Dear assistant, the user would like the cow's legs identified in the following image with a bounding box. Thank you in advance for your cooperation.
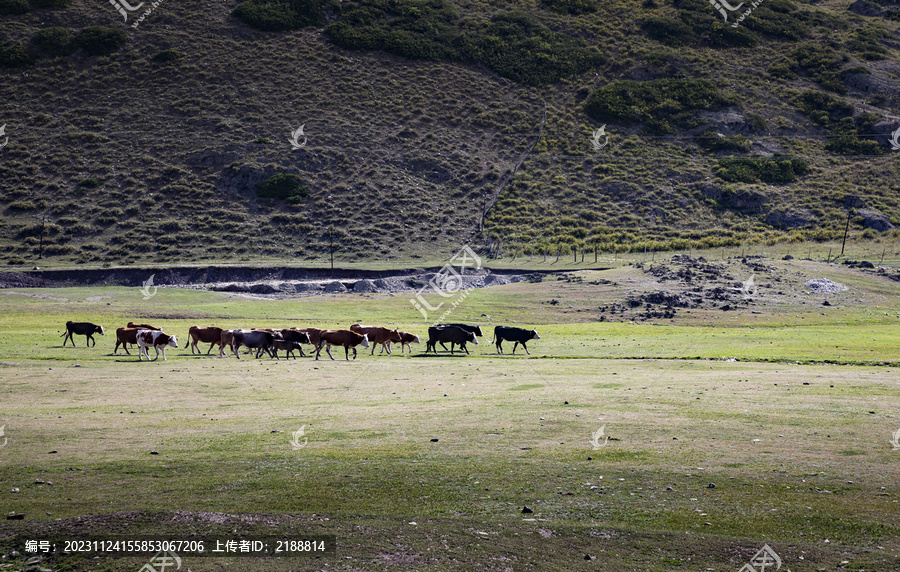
[512,342,518,355]
[523,343,530,355]
[326,345,335,360]
[206,342,216,355]
[462,342,469,355]
[86,334,94,347]
[496,339,503,354]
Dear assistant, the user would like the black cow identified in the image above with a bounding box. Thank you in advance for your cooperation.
[279,329,311,357]
[232,329,275,359]
[272,339,304,359]
[61,321,104,347]
[491,326,540,355]
[426,326,478,355]
[434,323,483,352]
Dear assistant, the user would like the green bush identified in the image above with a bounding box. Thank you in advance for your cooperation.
[824,136,886,156]
[29,0,72,8]
[75,26,128,57]
[0,0,29,14]
[675,0,757,47]
[30,27,76,58]
[151,49,184,62]
[695,129,751,152]
[791,44,848,93]
[585,79,737,133]
[256,173,310,202]
[78,178,101,188]
[641,16,696,46]
[541,0,596,15]
[743,0,809,40]
[232,0,329,32]
[468,11,605,85]
[794,90,852,128]
[0,44,34,68]
[716,156,809,183]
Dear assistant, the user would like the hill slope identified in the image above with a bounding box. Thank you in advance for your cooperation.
[1,0,899,266]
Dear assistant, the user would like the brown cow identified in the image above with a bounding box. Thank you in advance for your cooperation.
[187,326,225,355]
[219,330,236,357]
[315,330,370,361]
[350,324,402,355]
[397,331,420,354]
[114,327,142,355]
[127,322,160,331]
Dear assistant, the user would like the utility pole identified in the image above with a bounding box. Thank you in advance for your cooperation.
[840,209,853,258]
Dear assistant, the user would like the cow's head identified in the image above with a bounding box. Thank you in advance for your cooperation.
[468,331,478,345]
[360,333,370,348]
[389,328,402,342]
[473,326,483,337]
[164,334,178,348]
[97,325,105,335]
[531,330,540,340]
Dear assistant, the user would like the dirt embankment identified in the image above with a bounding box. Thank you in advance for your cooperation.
[0,265,571,296]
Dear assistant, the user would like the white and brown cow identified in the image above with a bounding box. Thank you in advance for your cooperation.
[397,331,420,354]
[315,330,369,361]
[136,329,178,361]
[350,324,402,355]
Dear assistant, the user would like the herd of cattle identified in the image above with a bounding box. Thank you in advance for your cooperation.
[60,321,541,361]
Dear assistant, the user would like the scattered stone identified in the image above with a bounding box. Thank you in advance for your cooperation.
[6,513,24,520]
[430,438,439,442]
[521,506,533,514]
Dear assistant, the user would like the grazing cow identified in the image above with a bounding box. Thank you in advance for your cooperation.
[232,329,275,359]
[219,329,236,357]
[136,329,178,361]
[279,329,311,357]
[315,330,369,361]
[114,327,143,355]
[61,321,104,347]
[398,331,420,354]
[187,326,225,355]
[491,326,541,355]
[272,339,304,359]
[435,323,483,352]
[294,328,323,349]
[350,324,402,355]
[127,322,160,331]
[425,326,478,355]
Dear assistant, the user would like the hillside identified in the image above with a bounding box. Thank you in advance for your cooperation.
[1,0,900,266]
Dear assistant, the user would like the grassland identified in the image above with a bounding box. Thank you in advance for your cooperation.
[0,257,898,570]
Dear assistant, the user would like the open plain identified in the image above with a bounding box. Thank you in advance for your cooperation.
[0,254,898,571]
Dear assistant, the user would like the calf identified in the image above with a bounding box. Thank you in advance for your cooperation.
[398,331,420,354]
[425,326,477,355]
[61,321,104,347]
[232,329,275,359]
[114,327,142,355]
[272,339,304,359]
[279,329,311,357]
[315,330,369,361]
[294,328,323,349]
[187,326,225,355]
[492,326,540,355]
[219,329,236,357]
[136,329,178,361]
[435,323,482,352]
[350,324,402,355]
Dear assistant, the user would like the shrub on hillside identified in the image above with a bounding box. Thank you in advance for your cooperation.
[232,0,329,32]
[78,178,101,188]
[467,11,605,85]
[694,130,751,152]
[585,79,737,133]
[743,0,809,40]
[716,156,809,183]
[674,0,757,47]
[29,0,72,8]
[0,44,34,67]
[256,173,310,202]
[641,16,696,46]
[75,26,128,57]
[794,90,852,127]
[30,27,76,58]
[0,0,29,14]
[824,136,886,156]
[791,44,848,93]
[151,49,184,62]
[541,0,596,15]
